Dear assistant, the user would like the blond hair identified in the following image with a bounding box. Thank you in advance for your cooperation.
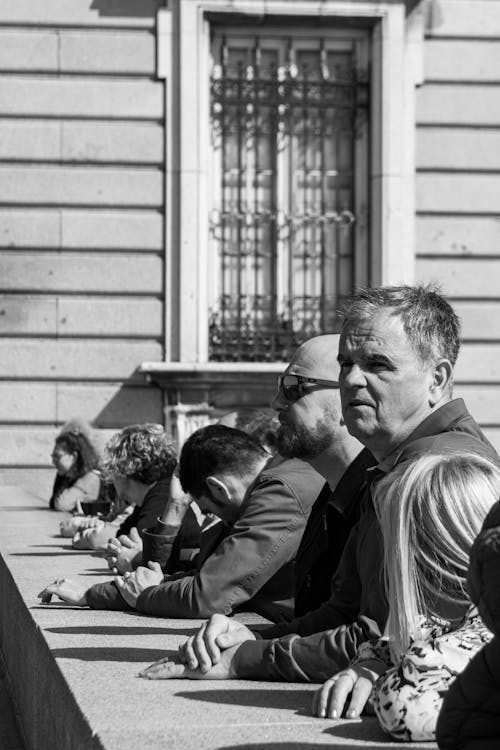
[374,452,500,659]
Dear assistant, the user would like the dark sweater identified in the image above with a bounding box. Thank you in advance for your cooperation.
[436,501,500,750]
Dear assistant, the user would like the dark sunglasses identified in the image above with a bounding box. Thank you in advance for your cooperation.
[277,373,339,402]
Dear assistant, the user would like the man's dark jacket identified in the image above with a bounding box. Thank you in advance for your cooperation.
[266,448,374,637]
[436,502,500,750]
[86,456,323,622]
[232,399,499,682]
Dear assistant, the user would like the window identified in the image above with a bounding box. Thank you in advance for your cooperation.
[208,27,370,361]
[158,1,415,365]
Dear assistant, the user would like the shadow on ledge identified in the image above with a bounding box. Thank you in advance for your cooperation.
[10,552,90,558]
[46,625,198,637]
[325,719,403,747]
[218,746,326,750]
[0,505,49,511]
[175,688,314,713]
[50,647,177,663]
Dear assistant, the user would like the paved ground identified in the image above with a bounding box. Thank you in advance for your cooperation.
[0,486,438,750]
[0,661,25,750]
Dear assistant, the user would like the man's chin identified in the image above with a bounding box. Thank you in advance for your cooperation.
[276,442,298,459]
[344,418,375,443]
[276,434,304,459]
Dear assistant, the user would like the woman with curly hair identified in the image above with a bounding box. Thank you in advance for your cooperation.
[69,423,177,553]
[49,419,104,512]
[103,423,177,536]
[313,451,500,742]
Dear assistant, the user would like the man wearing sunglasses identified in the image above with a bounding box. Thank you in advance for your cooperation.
[270,337,374,622]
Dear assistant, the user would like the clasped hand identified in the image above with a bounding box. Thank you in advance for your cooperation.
[104,527,143,575]
[140,613,255,680]
[115,561,164,607]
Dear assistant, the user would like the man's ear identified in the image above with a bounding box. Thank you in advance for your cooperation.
[205,476,231,503]
[429,359,453,405]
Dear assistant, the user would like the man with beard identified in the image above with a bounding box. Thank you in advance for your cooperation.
[269,334,374,624]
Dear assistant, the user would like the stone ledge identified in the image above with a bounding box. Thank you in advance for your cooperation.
[0,486,435,750]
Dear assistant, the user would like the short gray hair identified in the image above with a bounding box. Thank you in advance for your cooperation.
[341,284,461,366]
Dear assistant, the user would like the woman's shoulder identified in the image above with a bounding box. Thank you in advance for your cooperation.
[74,470,101,490]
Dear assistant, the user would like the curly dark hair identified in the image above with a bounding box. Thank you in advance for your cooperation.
[54,431,100,480]
[103,423,177,485]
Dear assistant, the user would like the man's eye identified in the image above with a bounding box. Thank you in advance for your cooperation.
[368,360,388,370]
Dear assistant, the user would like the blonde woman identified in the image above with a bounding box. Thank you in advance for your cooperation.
[313,452,500,742]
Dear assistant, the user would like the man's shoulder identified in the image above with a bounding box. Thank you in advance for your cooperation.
[258,456,323,487]
[386,399,500,468]
[399,429,499,465]
[247,456,324,512]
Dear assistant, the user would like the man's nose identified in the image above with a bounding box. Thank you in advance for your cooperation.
[271,389,286,411]
[341,363,366,387]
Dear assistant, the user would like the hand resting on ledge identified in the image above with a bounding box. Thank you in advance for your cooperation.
[37,562,164,609]
[37,578,89,607]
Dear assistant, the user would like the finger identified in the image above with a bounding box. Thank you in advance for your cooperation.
[314,678,335,718]
[37,585,56,601]
[139,662,188,680]
[118,534,135,549]
[181,637,199,670]
[129,527,141,542]
[204,616,232,663]
[326,674,353,719]
[346,676,373,719]
[147,561,162,573]
[192,623,217,673]
[148,655,172,667]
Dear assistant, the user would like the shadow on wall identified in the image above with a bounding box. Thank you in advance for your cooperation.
[90,0,164,18]
[93,373,163,430]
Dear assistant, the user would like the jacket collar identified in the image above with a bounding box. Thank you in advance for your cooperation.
[374,398,469,475]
